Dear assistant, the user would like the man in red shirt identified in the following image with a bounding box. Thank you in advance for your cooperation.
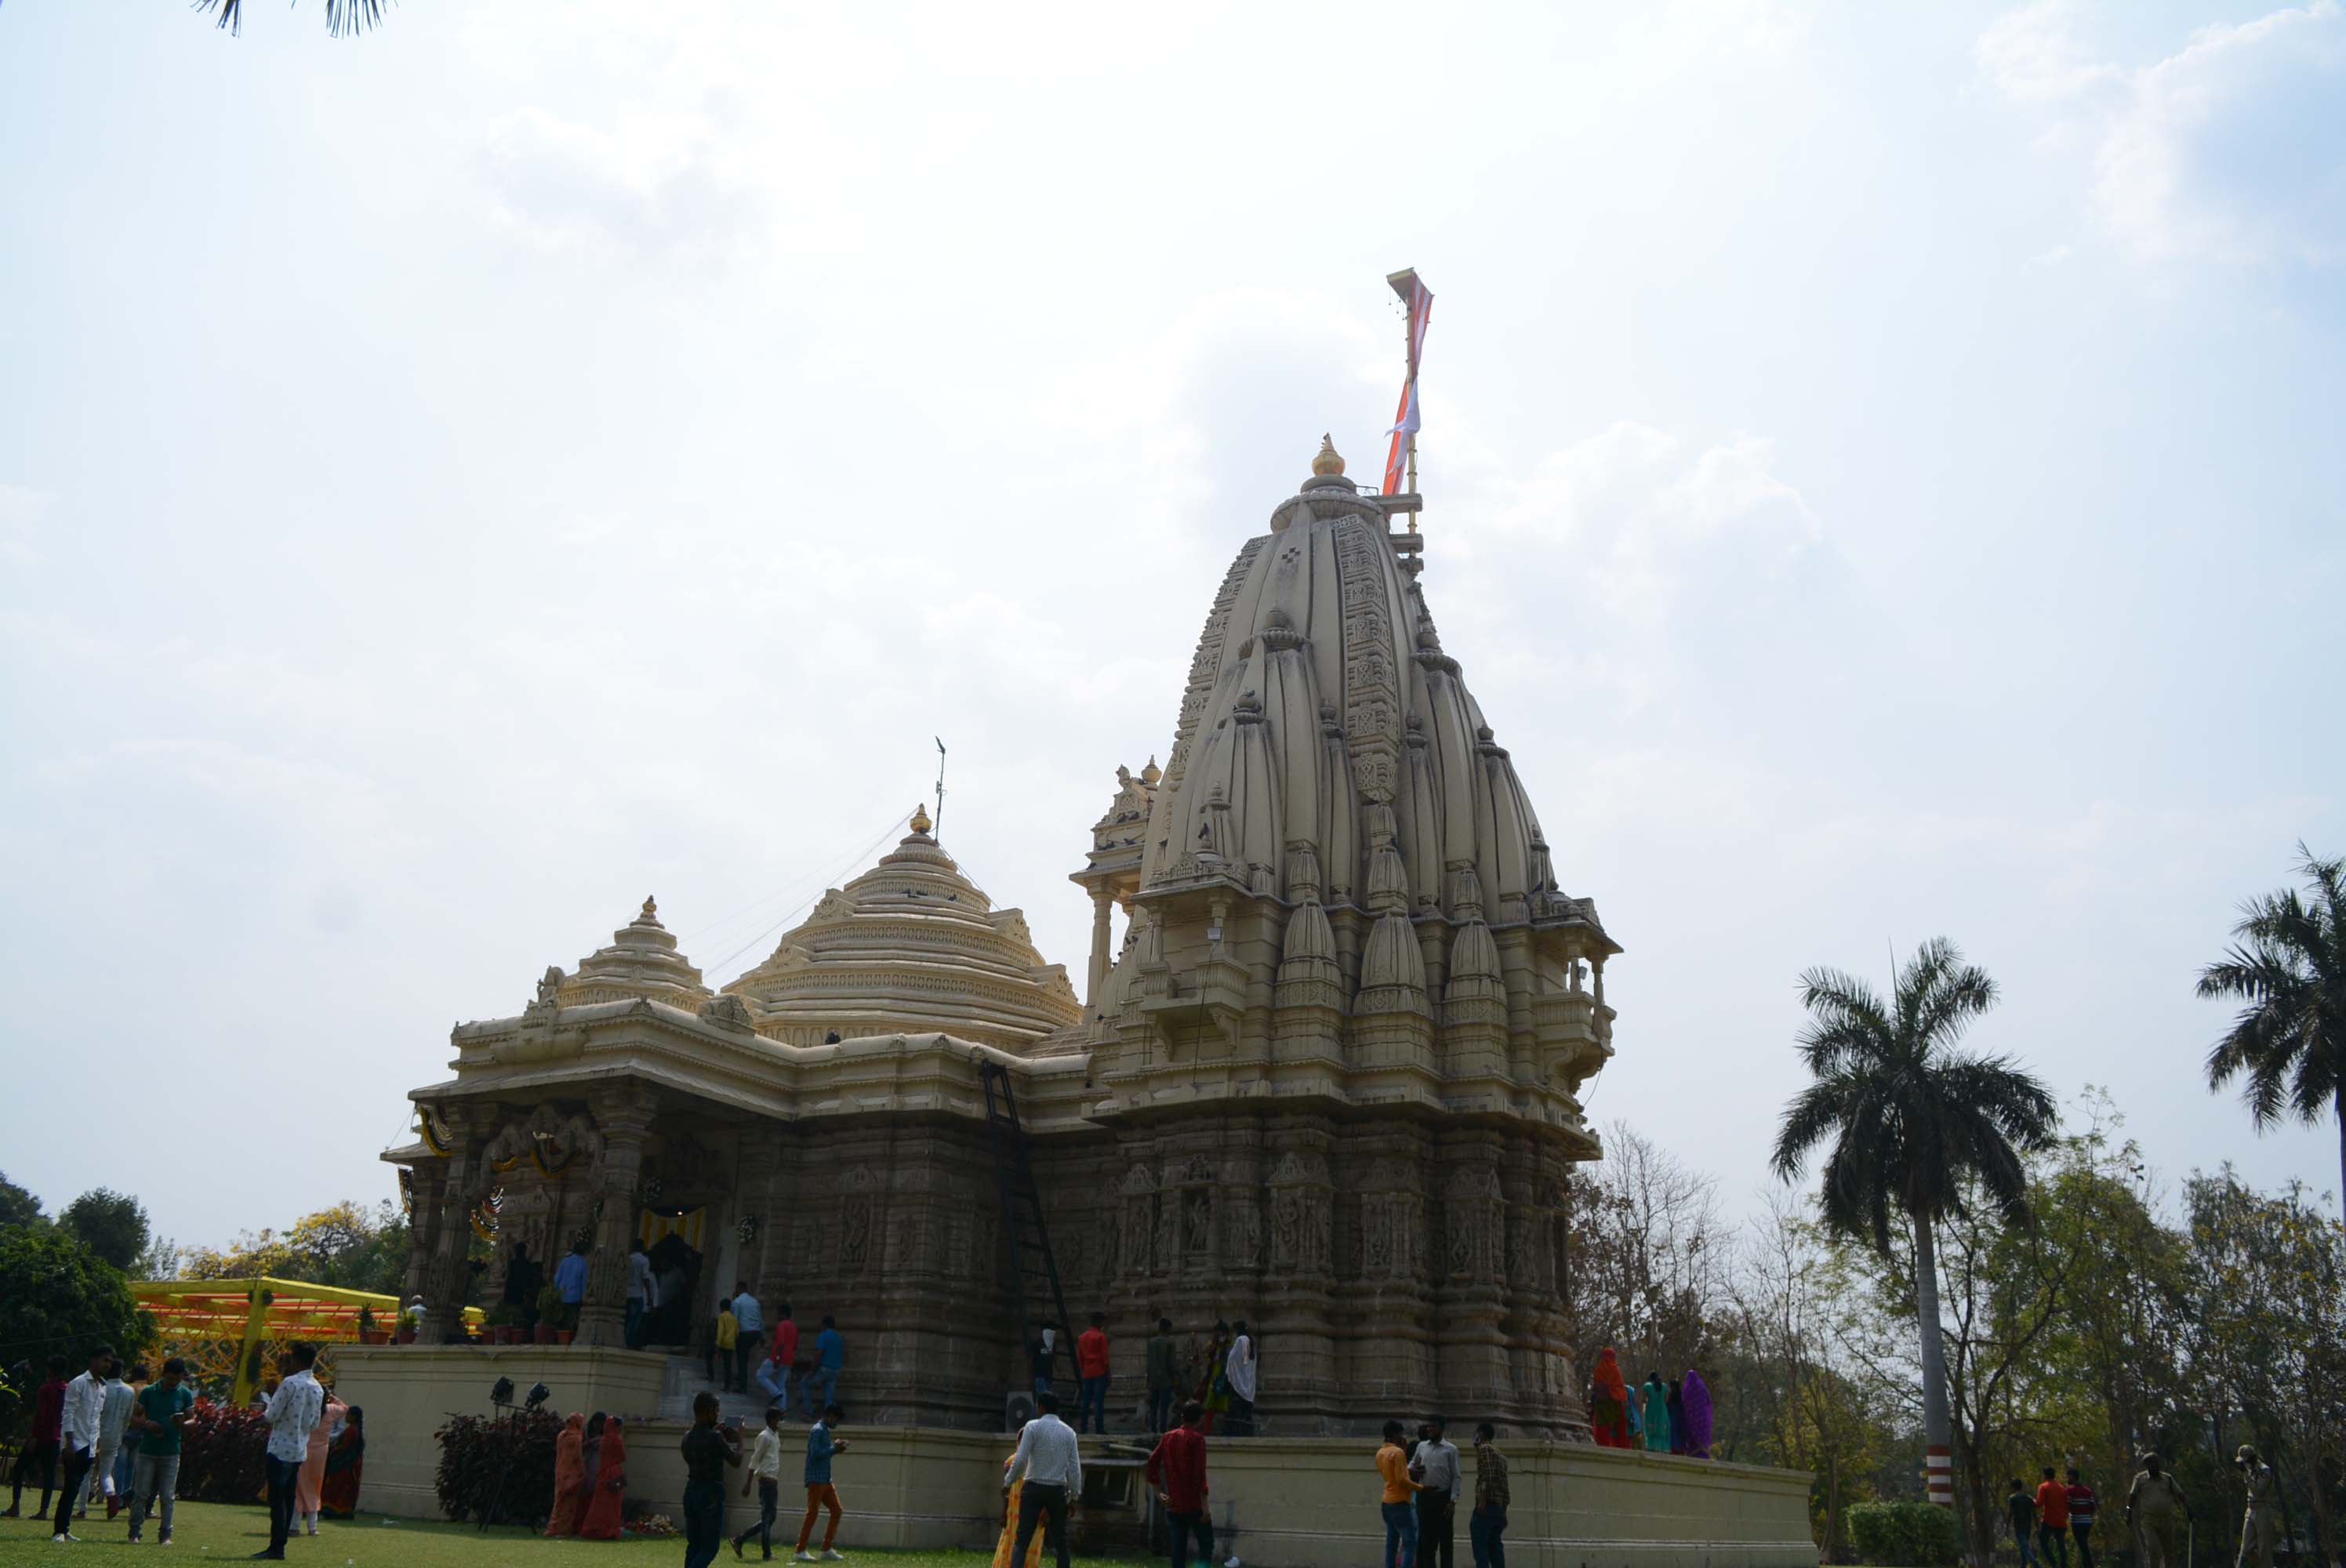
[756,1302,801,1413]
[2036,1467,2072,1568]
[1146,1399,1211,1568]
[4,1356,67,1519]
[1075,1312,1112,1436]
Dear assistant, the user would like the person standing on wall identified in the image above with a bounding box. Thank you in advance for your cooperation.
[1004,1390,1080,1568]
[554,1240,590,1331]
[626,1241,659,1350]
[506,1242,545,1335]
[49,1346,112,1542]
[733,1285,765,1397]
[1222,1323,1257,1438]
[1145,1319,1178,1435]
[1469,1424,1509,1568]
[733,1404,786,1560]
[679,1391,743,1568]
[1408,1415,1462,1568]
[1074,1312,1111,1436]
[255,1341,324,1560]
[1146,1399,1211,1568]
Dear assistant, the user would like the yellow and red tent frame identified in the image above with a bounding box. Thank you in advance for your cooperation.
[133,1279,483,1406]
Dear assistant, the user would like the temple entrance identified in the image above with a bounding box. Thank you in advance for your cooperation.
[640,1208,706,1348]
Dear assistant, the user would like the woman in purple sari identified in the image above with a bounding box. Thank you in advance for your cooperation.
[1680,1368,1714,1458]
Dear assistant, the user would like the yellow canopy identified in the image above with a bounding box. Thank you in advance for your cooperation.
[135,1278,482,1404]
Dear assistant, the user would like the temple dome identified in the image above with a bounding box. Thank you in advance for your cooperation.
[724,814,1080,1051]
[1134,447,1611,942]
[557,896,714,1009]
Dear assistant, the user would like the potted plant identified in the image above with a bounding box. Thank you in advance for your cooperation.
[485,1304,519,1345]
[396,1305,421,1345]
[355,1306,387,1346]
[535,1285,565,1345]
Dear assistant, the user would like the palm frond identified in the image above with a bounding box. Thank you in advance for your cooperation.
[195,0,391,38]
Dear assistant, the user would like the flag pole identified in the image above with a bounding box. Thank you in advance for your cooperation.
[1385,267,1427,532]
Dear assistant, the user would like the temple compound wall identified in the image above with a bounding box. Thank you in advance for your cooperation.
[390,445,1628,1440]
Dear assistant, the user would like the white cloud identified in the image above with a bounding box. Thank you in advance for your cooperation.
[1978,0,2346,266]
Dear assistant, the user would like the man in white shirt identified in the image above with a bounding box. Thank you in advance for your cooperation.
[85,1359,136,1518]
[50,1346,114,1542]
[732,1283,765,1395]
[732,1404,786,1559]
[1006,1390,1083,1568]
[1410,1416,1464,1568]
[1223,1320,1258,1436]
[626,1241,657,1348]
[257,1342,325,1559]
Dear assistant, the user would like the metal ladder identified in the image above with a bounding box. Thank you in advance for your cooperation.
[979,1058,1078,1396]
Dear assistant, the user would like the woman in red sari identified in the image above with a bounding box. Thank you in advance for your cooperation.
[319,1406,365,1519]
[1586,1348,1632,1447]
[576,1416,627,1539]
[546,1412,586,1537]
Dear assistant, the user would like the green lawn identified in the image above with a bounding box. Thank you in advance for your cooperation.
[0,1503,1127,1568]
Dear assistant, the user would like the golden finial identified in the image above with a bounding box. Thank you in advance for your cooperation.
[1312,434,1345,477]
[910,801,933,837]
[1140,755,1162,787]
[640,895,657,920]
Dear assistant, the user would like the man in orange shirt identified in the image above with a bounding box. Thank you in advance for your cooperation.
[2036,1466,2072,1568]
[1075,1313,1112,1436]
[1378,1420,1423,1568]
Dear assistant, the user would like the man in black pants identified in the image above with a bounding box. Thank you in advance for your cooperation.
[51,1347,114,1543]
[1411,1416,1462,1568]
[1007,1391,1083,1568]
[256,1342,324,1559]
[3,1356,67,1520]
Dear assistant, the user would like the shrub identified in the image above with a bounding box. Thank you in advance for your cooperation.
[176,1399,270,1504]
[1847,1501,1961,1566]
[434,1408,561,1526]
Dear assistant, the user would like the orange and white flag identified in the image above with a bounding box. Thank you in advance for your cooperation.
[1382,274,1433,495]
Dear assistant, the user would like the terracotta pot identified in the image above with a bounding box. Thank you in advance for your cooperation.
[357,1330,387,1345]
[534,1324,558,1345]
[557,1329,576,1345]
[396,1328,416,1345]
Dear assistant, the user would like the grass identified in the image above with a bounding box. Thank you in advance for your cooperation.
[0,1502,1128,1568]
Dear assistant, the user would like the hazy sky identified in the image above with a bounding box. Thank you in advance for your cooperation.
[2,2,2340,1258]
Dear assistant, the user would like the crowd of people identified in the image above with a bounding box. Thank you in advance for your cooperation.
[2,1338,361,1555]
[2003,1448,2281,1568]
[1579,1348,1715,1457]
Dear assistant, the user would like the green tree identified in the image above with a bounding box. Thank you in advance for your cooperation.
[59,1188,151,1272]
[1770,938,2059,1529]
[182,1200,409,1298]
[0,1171,46,1232]
[2198,844,2346,1223]
[0,1227,151,1373]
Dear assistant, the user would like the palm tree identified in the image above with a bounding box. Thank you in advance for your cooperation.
[2198,844,2346,1222]
[1770,937,2058,1512]
[199,0,389,38]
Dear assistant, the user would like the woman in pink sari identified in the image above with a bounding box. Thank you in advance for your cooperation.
[296,1396,345,1535]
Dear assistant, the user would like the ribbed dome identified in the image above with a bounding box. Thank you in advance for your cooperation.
[1136,461,1607,942]
[557,896,714,1009]
[724,818,1081,1051]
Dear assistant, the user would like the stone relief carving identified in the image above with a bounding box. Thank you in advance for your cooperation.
[1334,517,1403,804]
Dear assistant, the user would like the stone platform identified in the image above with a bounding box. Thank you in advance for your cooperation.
[336,1347,1817,1568]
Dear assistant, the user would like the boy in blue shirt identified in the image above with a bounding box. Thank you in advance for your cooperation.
[794,1403,849,1562]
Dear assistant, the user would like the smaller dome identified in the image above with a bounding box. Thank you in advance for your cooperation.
[1311,434,1346,477]
[558,896,713,1009]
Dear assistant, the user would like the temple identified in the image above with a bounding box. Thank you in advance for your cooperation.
[387,437,1619,1436]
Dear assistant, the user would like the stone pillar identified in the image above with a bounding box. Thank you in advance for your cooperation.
[578,1093,656,1349]
[738,1138,781,1302]
[404,1160,447,1303]
[1086,889,1114,1007]
[423,1105,480,1341]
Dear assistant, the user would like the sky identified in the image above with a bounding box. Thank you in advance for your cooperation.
[1,1,2341,1258]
